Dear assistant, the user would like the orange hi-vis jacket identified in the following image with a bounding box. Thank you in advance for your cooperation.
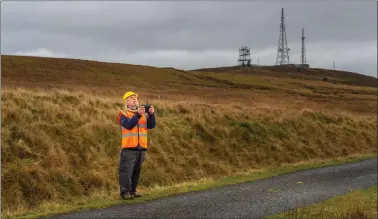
[118,110,148,150]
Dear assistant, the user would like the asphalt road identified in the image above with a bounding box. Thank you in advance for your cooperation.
[41,158,377,219]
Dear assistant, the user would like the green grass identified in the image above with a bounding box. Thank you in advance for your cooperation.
[8,154,376,219]
[266,185,377,219]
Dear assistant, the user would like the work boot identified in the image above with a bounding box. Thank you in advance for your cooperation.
[121,192,134,200]
[131,192,143,198]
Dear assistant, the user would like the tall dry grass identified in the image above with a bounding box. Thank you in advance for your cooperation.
[1,86,377,216]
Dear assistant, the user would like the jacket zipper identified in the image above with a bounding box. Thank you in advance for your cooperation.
[137,123,140,148]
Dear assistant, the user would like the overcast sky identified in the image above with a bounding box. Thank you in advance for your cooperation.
[1,1,377,77]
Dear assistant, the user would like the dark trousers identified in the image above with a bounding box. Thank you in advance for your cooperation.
[119,149,146,195]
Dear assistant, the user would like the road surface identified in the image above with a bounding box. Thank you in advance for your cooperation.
[41,158,377,219]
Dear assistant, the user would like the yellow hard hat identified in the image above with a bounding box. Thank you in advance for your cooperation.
[123,91,138,100]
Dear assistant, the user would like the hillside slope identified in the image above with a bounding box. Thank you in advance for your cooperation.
[2,55,376,110]
[2,55,377,91]
[192,65,377,88]
[1,55,377,218]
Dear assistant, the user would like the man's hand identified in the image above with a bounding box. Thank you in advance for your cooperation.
[138,106,145,115]
[148,105,155,115]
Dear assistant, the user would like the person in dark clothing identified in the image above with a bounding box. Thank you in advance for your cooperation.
[117,91,156,200]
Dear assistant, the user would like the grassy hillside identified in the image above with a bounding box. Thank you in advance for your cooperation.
[192,65,377,88]
[2,87,377,217]
[1,55,377,217]
[2,55,376,114]
[2,55,377,92]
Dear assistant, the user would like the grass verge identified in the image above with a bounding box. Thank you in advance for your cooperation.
[266,185,377,219]
[8,153,377,219]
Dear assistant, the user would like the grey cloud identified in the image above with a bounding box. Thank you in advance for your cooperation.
[1,1,376,76]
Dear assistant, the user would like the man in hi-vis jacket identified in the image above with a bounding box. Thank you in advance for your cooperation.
[117,91,156,200]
